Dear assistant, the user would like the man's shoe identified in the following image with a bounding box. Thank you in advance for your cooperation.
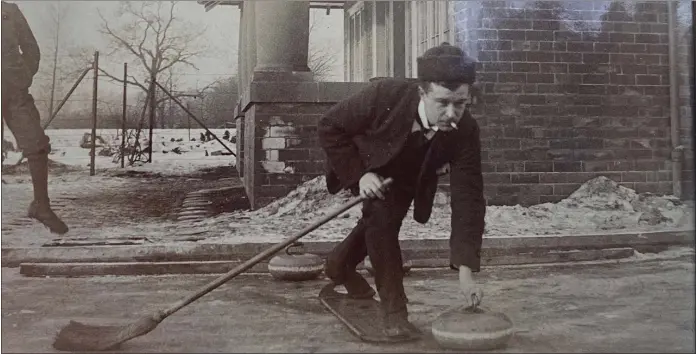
[343,271,377,299]
[383,309,419,337]
[325,259,376,299]
[28,200,69,235]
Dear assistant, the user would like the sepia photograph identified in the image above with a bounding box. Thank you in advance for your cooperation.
[1,0,694,352]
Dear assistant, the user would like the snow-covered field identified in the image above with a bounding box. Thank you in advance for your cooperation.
[2,128,236,176]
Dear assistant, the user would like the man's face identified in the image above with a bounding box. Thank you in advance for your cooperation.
[418,82,471,132]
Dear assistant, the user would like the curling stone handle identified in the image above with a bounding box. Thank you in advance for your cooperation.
[464,293,483,313]
[285,242,304,256]
[471,293,482,310]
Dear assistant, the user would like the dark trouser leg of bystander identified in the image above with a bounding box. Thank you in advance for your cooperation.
[3,88,68,235]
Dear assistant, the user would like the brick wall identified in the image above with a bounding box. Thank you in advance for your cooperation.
[676,1,694,197]
[453,0,693,205]
[245,103,331,207]
[239,82,366,209]
[234,1,692,210]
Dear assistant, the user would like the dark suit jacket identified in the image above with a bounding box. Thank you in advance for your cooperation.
[318,78,486,272]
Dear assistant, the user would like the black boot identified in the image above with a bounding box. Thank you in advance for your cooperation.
[26,155,68,235]
[343,271,377,299]
[383,309,419,337]
[325,259,376,299]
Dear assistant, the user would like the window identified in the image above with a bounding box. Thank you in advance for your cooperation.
[345,1,396,82]
[346,2,365,82]
[418,1,452,54]
[374,1,394,78]
[382,1,393,76]
[406,1,453,77]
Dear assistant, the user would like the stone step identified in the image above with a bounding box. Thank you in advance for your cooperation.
[4,230,691,268]
[17,247,642,277]
[182,204,212,209]
[182,200,212,205]
[178,210,209,217]
[178,215,207,221]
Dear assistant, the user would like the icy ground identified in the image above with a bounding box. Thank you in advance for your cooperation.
[1,128,238,248]
[2,249,694,352]
[1,128,694,247]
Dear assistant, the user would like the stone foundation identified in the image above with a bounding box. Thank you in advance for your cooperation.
[239,81,366,209]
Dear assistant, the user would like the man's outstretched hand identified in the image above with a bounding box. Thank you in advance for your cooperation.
[459,265,483,308]
[359,172,389,200]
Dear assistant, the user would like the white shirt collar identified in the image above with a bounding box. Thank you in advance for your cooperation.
[418,100,439,132]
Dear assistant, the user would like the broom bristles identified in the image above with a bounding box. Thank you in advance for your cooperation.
[53,315,161,352]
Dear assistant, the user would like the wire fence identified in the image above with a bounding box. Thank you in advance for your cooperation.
[2,52,238,175]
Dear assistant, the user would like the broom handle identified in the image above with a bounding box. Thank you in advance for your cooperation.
[161,177,394,318]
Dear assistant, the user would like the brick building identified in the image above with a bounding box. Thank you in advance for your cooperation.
[202,1,694,210]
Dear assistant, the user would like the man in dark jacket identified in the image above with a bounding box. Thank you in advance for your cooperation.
[2,1,69,234]
[318,42,486,337]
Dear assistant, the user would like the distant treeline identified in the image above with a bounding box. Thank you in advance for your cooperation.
[43,77,239,130]
[44,110,236,130]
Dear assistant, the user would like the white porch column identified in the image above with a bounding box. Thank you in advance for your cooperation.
[252,1,313,81]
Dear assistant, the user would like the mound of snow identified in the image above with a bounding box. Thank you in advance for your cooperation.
[247,176,357,218]
[560,176,639,211]
[196,175,694,244]
[226,175,693,237]
[482,176,693,235]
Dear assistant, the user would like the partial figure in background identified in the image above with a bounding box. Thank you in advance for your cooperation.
[2,1,69,234]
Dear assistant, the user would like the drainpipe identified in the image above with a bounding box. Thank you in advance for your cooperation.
[667,1,683,198]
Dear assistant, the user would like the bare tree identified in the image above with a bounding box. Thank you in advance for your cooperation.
[199,76,238,128]
[308,12,339,81]
[308,46,338,81]
[96,1,215,105]
[31,1,92,122]
[93,1,223,164]
[45,2,66,119]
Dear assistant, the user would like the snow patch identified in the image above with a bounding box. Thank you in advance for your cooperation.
[244,176,356,218]
[631,247,695,261]
[195,175,694,244]
[2,128,237,177]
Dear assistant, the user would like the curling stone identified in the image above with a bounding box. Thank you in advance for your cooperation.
[268,242,323,281]
[431,305,514,351]
[363,256,412,276]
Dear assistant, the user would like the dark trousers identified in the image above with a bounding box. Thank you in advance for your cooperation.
[2,86,55,206]
[328,184,415,313]
[327,131,430,314]
[1,87,50,158]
